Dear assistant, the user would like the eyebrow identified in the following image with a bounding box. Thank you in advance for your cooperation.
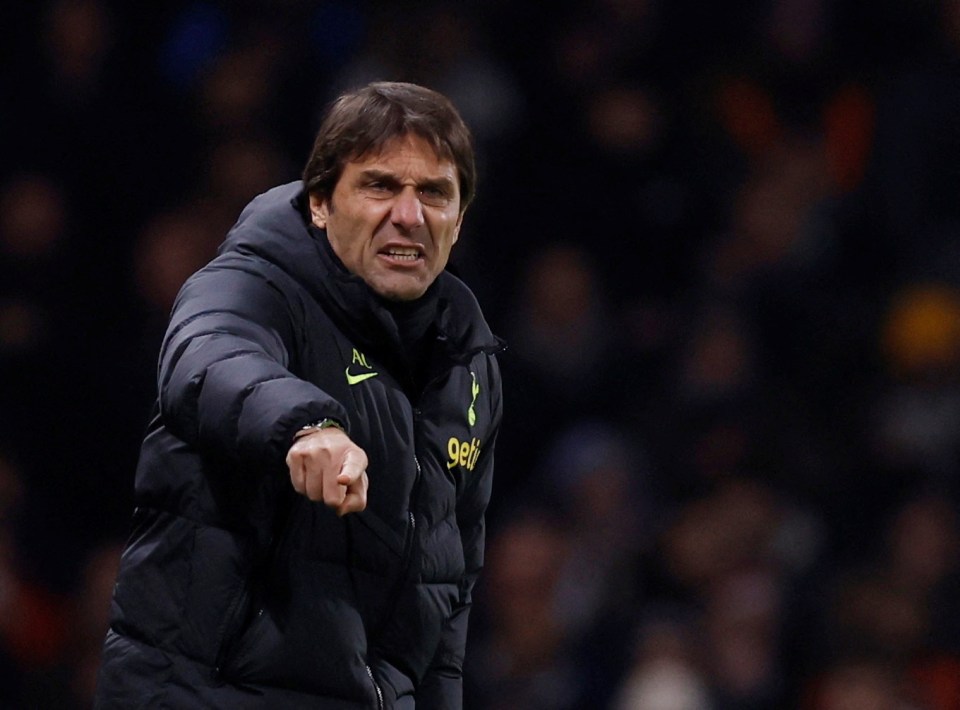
[358,169,456,192]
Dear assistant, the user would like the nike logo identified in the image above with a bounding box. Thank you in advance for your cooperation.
[345,367,379,385]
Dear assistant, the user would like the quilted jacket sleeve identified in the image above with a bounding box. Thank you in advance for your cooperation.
[417,356,503,708]
[157,255,348,469]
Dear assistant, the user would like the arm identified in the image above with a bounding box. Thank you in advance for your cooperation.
[157,257,349,470]
[417,359,502,708]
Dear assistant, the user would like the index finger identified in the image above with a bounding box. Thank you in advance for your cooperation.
[336,470,368,516]
[337,449,367,485]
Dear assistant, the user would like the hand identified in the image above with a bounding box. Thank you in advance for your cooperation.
[285,428,369,516]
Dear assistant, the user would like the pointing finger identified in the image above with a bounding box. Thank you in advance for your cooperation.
[337,449,368,485]
[336,470,368,516]
[322,467,346,509]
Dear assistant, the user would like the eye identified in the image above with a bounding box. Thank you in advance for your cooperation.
[363,179,394,198]
[419,185,452,207]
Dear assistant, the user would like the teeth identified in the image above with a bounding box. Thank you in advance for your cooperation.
[385,249,419,260]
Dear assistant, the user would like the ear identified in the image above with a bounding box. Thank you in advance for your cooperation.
[308,193,329,229]
[452,210,465,245]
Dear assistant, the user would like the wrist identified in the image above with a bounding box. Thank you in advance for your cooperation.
[292,418,344,442]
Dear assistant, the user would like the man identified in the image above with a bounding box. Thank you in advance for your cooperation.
[95,81,504,709]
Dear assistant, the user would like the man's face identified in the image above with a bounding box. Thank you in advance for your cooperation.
[309,133,464,301]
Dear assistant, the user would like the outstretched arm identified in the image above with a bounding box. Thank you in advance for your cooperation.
[158,257,349,470]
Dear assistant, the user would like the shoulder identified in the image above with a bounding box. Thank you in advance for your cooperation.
[217,182,319,276]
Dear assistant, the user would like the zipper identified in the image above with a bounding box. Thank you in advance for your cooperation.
[404,509,417,568]
[366,664,384,710]
[403,454,422,574]
[393,452,421,593]
[391,455,420,608]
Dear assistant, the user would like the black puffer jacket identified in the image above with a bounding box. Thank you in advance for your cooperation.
[95,183,504,709]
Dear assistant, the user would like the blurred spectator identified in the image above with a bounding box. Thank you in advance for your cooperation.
[0,173,119,588]
[804,494,960,709]
[17,540,122,710]
[0,173,70,361]
[534,422,655,705]
[802,657,918,710]
[0,451,26,708]
[0,171,72,449]
[0,451,73,709]
[495,242,624,502]
[507,243,611,388]
[129,202,226,362]
[466,510,587,710]
[705,567,784,707]
[539,422,651,636]
[66,541,122,707]
[611,612,713,710]
[42,0,112,102]
[194,42,284,140]
[869,282,960,505]
[859,0,960,284]
[199,135,293,225]
[659,479,783,594]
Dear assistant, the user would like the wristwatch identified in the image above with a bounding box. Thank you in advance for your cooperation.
[292,418,344,442]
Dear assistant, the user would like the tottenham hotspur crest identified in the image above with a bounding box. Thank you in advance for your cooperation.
[467,371,479,426]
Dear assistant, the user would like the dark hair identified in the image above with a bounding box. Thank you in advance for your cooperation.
[302,81,477,212]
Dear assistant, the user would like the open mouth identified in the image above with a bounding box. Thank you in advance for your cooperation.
[381,247,423,262]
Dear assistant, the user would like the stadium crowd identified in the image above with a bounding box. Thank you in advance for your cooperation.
[3,0,960,707]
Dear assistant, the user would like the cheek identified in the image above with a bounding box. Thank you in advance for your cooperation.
[326,222,366,270]
[436,216,462,249]
[329,210,373,251]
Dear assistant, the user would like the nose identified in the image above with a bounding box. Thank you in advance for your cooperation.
[391,188,424,231]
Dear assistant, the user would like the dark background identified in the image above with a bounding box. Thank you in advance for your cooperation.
[2,0,960,707]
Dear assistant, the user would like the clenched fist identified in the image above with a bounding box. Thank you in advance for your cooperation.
[286,427,369,516]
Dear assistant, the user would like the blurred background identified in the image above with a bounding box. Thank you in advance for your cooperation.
[3,0,960,707]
